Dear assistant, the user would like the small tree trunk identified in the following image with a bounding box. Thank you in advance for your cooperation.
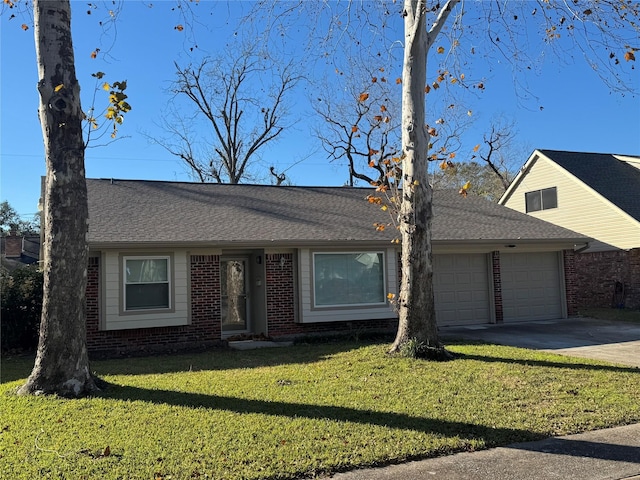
[18,0,98,397]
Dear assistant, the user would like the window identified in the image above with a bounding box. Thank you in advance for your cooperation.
[123,256,170,311]
[525,187,557,212]
[313,252,385,307]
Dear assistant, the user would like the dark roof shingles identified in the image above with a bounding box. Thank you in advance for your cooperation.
[87,179,587,245]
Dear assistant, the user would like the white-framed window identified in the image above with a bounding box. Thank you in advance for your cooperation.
[525,187,557,212]
[123,256,171,311]
[312,252,386,307]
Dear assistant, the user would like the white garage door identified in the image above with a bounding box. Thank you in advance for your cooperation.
[501,252,563,322]
[433,254,490,326]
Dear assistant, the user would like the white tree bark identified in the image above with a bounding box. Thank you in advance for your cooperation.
[390,0,459,355]
[18,0,98,397]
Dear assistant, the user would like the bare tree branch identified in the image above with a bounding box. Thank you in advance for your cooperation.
[156,47,301,184]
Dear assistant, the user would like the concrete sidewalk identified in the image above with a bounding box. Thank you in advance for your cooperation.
[328,423,640,480]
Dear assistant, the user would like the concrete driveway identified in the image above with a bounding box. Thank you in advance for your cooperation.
[440,317,640,367]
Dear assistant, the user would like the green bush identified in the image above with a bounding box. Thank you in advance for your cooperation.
[1,265,43,351]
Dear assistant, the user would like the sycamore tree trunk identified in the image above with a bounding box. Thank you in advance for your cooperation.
[18,0,98,397]
[389,0,459,356]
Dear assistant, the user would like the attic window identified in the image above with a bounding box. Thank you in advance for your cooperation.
[525,187,557,213]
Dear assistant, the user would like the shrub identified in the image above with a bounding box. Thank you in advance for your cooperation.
[1,266,43,351]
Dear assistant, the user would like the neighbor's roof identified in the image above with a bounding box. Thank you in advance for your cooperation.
[501,149,640,222]
[86,179,589,247]
[537,150,640,222]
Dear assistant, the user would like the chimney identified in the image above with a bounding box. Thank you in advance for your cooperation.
[5,230,23,258]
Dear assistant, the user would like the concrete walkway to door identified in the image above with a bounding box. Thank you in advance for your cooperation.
[440,317,640,367]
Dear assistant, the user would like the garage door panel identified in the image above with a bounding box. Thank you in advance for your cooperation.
[501,252,563,322]
[455,272,473,284]
[434,254,490,326]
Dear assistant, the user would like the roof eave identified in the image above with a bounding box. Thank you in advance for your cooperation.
[88,238,396,250]
[498,149,544,205]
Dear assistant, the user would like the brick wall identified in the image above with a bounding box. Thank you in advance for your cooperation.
[573,248,640,310]
[265,253,397,338]
[563,250,578,316]
[86,255,223,357]
[4,232,22,257]
[492,251,503,323]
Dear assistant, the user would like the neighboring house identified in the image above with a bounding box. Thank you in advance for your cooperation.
[0,232,40,272]
[499,149,640,309]
[65,179,590,355]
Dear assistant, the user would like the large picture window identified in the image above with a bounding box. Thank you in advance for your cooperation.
[313,252,385,307]
[124,256,170,311]
[525,187,557,212]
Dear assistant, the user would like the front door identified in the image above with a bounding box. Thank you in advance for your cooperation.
[221,258,249,334]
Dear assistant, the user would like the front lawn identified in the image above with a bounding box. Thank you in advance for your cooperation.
[579,307,640,324]
[1,341,639,479]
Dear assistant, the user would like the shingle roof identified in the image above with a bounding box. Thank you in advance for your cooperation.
[86,179,588,246]
[539,149,640,222]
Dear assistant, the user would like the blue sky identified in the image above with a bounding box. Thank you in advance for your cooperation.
[1,1,639,220]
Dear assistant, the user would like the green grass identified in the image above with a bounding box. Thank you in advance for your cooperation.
[1,341,639,479]
[579,307,640,324]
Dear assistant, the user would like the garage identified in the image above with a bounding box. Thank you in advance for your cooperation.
[501,252,563,322]
[433,253,491,326]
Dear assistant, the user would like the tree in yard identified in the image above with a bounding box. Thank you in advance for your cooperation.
[390,0,638,356]
[17,0,99,396]
[308,0,638,357]
[154,49,300,184]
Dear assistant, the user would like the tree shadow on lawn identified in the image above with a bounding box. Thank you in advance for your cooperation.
[91,340,386,376]
[97,382,544,447]
[454,351,640,374]
[0,340,387,383]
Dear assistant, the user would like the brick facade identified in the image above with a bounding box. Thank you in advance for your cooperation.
[85,247,588,356]
[85,255,223,357]
[491,251,503,323]
[573,248,640,310]
[563,250,578,316]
